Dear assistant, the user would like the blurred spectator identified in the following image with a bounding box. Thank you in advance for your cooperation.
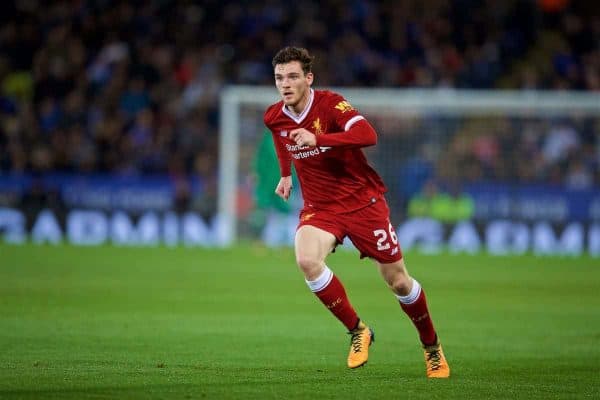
[565,158,594,189]
[408,179,439,218]
[541,120,580,164]
[408,180,474,222]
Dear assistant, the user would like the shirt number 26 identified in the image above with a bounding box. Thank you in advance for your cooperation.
[373,223,398,251]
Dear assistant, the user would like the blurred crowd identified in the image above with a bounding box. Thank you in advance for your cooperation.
[362,112,598,224]
[440,115,600,189]
[0,0,598,188]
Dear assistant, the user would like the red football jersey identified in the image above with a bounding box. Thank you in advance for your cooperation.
[263,89,387,214]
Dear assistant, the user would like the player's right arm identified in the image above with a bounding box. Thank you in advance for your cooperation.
[275,175,292,201]
[264,106,293,200]
[270,130,292,177]
[271,137,292,201]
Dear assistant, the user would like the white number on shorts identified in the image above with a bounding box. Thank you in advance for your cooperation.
[373,229,389,250]
[373,223,398,251]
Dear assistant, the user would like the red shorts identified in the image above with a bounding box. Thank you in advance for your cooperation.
[297,195,403,264]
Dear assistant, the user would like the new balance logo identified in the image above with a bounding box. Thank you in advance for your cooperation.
[301,212,315,222]
[390,247,399,256]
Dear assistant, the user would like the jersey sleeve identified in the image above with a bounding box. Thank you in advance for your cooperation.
[328,93,364,132]
[315,93,377,148]
[271,131,292,177]
[263,108,292,177]
[316,118,377,148]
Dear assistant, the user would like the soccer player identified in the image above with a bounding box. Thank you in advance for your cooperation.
[263,46,450,378]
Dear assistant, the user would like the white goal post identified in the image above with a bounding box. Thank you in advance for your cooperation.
[219,86,600,246]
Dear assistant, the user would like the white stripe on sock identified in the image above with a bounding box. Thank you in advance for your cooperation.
[305,266,333,292]
[396,279,422,304]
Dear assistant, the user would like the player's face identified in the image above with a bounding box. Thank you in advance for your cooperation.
[274,61,313,111]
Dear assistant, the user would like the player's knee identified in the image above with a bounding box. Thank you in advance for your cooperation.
[295,254,322,277]
[389,274,412,296]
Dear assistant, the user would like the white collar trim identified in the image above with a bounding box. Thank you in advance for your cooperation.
[282,89,314,124]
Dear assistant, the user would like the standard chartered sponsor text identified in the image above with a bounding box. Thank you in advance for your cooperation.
[286,143,322,159]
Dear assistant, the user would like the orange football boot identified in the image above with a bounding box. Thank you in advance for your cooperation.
[423,341,450,378]
[347,321,375,368]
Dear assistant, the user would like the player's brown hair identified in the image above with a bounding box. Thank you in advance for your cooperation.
[272,47,314,75]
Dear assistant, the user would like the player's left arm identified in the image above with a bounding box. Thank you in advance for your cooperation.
[314,118,376,148]
[289,94,378,148]
[317,94,377,148]
[289,119,376,148]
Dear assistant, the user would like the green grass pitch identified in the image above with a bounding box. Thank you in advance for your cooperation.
[1,244,599,399]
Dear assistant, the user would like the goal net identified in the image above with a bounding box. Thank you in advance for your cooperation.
[218,86,600,256]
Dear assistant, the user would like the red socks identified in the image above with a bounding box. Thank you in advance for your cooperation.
[397,279,437,346]
[306,266,359,331]
[306,267,437,345]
